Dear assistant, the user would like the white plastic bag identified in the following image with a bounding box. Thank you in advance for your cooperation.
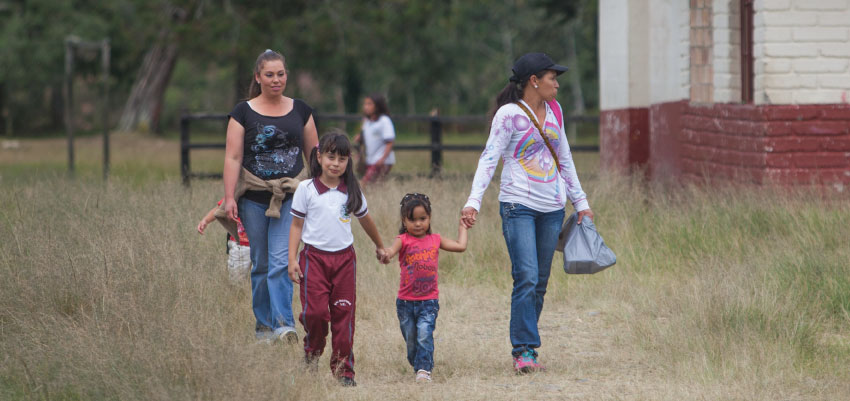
[557,213,616,274]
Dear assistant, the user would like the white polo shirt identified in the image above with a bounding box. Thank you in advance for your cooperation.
[291,178,368,252]
[362,115,396,165]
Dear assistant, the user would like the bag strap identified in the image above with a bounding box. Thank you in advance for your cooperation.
[515,101,561,173]
[546,99,563,130]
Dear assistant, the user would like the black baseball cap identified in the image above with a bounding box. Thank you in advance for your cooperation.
[509,53,568,83]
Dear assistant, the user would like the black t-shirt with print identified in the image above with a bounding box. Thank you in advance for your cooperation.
[228,98,313,205]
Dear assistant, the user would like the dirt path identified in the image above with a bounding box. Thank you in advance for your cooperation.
[307,282,676,401]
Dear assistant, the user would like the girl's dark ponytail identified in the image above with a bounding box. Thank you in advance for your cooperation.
[341,157,364,216]
[310,131,363,215]
[308,145,320,178]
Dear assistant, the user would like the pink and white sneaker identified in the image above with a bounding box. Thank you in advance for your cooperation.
[513,351,545,374]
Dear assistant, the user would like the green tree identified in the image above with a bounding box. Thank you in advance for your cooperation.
[0,0,600,136]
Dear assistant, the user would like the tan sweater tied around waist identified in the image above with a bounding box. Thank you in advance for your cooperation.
[215,167,308,239]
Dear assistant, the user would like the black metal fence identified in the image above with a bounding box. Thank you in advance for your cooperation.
[180,113,599,186]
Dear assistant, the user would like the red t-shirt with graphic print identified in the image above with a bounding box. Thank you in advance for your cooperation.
[397,233,440,301]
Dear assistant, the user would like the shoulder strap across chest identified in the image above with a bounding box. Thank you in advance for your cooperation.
[515,102,561,173]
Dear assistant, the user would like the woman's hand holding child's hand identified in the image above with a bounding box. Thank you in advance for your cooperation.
[460,207,477,229]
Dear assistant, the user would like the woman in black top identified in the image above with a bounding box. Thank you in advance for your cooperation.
[223,49,319,342]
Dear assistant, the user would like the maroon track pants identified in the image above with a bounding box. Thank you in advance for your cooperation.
[298,245,357,378]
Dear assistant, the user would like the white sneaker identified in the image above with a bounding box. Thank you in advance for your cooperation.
[415,369,432,383]
[277,326,298,345]
[255,326,276,343]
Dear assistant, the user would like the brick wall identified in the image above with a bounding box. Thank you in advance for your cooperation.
[675,0,850,187]
[755,0,850,104]
[690,0,714,103]
[680,103,850,185]
[601,0,850,187]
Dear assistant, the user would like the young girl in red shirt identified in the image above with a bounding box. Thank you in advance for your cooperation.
[381,193,468,383]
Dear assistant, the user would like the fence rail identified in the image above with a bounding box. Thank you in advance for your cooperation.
[180,113,600,186]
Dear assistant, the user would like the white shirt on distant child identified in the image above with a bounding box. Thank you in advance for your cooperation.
[362,115,396,165]
[291,178,368,252]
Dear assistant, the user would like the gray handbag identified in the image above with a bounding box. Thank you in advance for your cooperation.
[556,213,616,274]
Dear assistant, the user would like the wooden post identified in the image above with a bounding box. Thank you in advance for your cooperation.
[180,116,191,186]
[101,39,111,180]
[64,38,75,176]
[429,115,442,177]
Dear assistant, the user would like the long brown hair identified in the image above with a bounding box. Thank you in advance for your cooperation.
[247,49,286,99]
[309,131,364,215]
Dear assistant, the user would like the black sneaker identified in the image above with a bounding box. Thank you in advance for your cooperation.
[338,376,357,387]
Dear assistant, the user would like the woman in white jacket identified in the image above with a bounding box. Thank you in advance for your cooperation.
[460,53,594,374]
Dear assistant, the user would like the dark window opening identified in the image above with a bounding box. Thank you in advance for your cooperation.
[740,0,754,103]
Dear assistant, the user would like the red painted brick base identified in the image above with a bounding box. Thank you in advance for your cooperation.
[600,107,649,172]
[601,102,850,186]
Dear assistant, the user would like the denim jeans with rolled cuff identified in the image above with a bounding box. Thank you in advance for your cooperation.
[238,198,296,335]
[396,299,439,372]
[499,202,564,357]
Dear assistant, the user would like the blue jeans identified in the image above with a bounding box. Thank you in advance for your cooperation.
[238,198,295,334]
[500,202,565,357]
[396,299,439,372]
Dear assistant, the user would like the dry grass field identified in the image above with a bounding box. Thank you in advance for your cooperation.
[2,134,849,400]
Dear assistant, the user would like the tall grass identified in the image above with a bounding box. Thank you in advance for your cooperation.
[1,149,849,399]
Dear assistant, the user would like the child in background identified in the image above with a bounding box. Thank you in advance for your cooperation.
[380,193,468,383]
[353,93,395,184]
[197,199,251,282]
[287,132,386,387]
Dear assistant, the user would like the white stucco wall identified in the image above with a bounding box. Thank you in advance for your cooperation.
[600,0,689,110]
[649,0,691,103]
[600,0,638,109]
[628,0,651,107]
[754,0,850,104]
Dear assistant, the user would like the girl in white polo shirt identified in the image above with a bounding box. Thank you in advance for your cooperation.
[287,131,386,387]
